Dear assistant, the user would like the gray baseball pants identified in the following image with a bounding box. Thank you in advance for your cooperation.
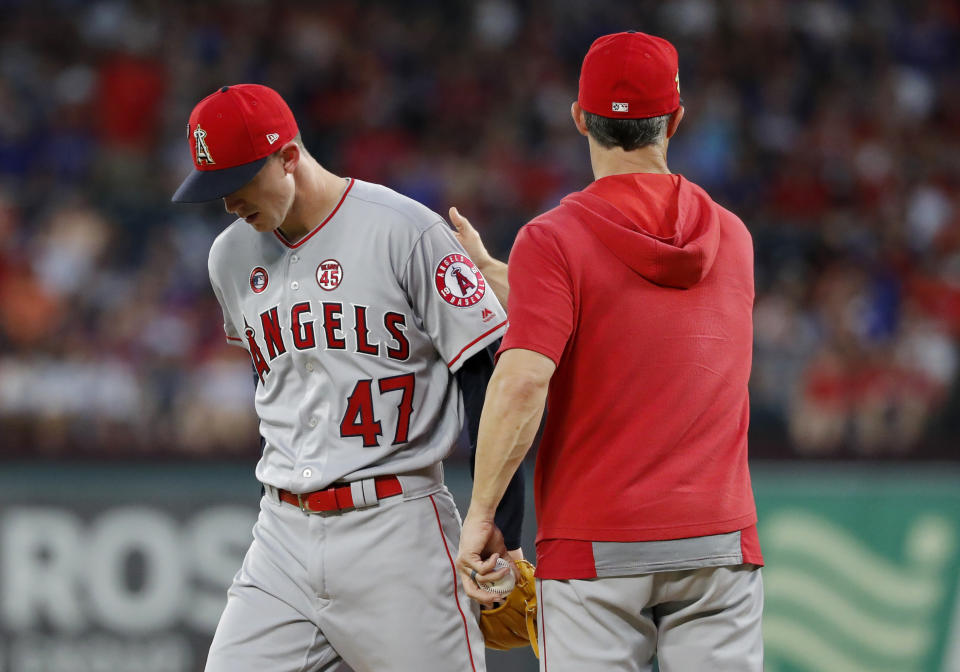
[537,565,763,671]
[205,486,485,672]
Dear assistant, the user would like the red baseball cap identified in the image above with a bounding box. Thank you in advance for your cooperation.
[578,31,681,120]
[172,84,299,203]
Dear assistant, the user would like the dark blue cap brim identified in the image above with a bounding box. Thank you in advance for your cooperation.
[171,156,269,203]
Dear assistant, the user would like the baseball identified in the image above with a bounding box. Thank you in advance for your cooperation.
[478,558,515,595]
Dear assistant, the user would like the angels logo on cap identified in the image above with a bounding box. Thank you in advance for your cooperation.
[435,253,486,307]
[194,125,216,165]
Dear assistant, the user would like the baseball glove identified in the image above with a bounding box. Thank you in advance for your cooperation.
[478,559,539,657]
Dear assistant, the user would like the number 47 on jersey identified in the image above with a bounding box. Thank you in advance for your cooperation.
[340,373,414,447]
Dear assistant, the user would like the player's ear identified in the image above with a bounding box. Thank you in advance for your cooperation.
[571,101,589,137]
[278,141,301,175]
[666,105,684,139]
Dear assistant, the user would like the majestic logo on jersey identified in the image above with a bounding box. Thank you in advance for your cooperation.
[266,132,280,145]
[316,259,343,290]
[250,267,269,293]
[435,253,486,307]
[481,307,496,322]
[193,125,215,165]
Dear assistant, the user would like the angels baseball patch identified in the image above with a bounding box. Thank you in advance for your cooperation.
[435,253,486,307]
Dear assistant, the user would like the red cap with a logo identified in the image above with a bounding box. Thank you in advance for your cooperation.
[172,84,299,203]
[578,31,680,120]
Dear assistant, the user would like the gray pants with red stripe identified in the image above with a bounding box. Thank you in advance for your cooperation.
[205,487,485,672]
[537,565,763,671]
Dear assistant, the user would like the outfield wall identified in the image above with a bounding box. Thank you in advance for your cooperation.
[0,462,956,672]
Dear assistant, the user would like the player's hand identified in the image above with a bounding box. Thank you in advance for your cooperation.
[449,207,492,269]
[456,511,513,606]
[486,526,524,584]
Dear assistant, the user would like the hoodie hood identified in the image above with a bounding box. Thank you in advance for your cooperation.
[561,173,720,289]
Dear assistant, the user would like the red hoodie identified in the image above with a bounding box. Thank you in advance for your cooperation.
[499,173,760,572]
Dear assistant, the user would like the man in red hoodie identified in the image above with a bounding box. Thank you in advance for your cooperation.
[454,31,764,670]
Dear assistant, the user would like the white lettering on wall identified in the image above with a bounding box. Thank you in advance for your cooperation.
[87,508,184,633]
[0,506,254,634]
[1,511,86,632]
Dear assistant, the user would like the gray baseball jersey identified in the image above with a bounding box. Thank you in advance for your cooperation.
[208,177,507,491]
[204,177,506,671]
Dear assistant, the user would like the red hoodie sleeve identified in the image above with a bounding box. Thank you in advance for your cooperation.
[498,223,574,365]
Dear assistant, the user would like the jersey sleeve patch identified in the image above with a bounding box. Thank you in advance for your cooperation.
[434,253,486,307]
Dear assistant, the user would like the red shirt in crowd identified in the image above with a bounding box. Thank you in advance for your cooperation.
[499,172,762,576]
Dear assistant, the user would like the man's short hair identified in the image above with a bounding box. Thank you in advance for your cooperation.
[583,111,671,151]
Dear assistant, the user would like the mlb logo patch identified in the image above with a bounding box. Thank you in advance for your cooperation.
[249,266,269,293]
[611,102,629,113]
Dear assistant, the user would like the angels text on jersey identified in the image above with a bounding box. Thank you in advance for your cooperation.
[242,301,410,385]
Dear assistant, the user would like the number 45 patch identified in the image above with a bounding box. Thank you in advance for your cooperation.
[317,259,343,291]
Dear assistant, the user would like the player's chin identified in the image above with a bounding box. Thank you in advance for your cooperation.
[246,215,273,232]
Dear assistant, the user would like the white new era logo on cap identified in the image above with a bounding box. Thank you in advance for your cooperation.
[612,102,629,112]
[266,133,280,144]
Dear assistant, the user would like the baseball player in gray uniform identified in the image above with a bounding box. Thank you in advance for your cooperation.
[172,84,524,672]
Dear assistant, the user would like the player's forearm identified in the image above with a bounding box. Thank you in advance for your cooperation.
[468,367,548,518]
[476,257,509,309]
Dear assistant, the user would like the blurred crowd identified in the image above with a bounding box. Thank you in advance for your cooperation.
[0,0,958,459]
